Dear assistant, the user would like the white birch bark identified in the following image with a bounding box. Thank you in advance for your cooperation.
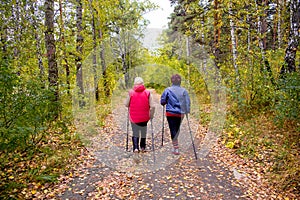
[256,2,266,61]
[229,1,240,84]
[281,0,300,73]
[31,1,44,80]
[277,0,282,48]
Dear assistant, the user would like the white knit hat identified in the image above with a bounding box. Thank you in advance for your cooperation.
[134,77,144,85]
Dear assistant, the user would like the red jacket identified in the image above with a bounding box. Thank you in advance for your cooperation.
[129,85,150,123]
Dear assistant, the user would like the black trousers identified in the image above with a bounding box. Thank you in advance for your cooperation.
[166,116,183,141]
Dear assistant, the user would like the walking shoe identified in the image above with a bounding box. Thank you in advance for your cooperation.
[132,137,139,152]
[141,148,146,153]
[172,148,180,155]
[133,149,139,153]
[140,138,146,151]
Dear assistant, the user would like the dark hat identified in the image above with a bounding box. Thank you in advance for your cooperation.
[171,74,181,85]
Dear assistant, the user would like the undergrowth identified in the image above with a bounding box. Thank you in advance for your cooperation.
[0,128,83,199]
[222,111,300,196]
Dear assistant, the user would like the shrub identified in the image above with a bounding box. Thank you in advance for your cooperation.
[0,61,58,152]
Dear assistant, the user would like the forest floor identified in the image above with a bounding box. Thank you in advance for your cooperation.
[43,92,296,200]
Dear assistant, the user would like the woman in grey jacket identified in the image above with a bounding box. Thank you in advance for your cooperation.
[160,74,190,155]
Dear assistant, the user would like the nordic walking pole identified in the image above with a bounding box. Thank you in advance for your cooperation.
[126,108,129,151]
[150,119,156,162]
[161,105,165,146]
[186,114,197,160]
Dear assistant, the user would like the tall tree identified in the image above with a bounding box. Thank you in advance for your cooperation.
[29,1,45,83]
[88,0,110,100]
[277,0,283,48]
[213,0,222,65]
[58,0,71,92]
[89,0,99,100]
[44,0,59,101]
[76,0,84,105]
[256,0,275,84]
[0,1,11,61]
[229,0,240,87]
[108,0,154,88]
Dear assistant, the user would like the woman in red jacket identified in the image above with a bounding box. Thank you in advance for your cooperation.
[125,77,155,153]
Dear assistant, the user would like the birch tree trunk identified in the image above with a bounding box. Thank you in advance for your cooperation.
[255,0,267,69]
[13,0,20,59]
[277,0,282,48]
[280,0,300,74]
[30,1,44,82]
[44,0,59,101]
[229,2,240,87]
[0,3,9,60]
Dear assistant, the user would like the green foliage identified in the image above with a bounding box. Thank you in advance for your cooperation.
[274,73,300,126]
[0,61,58,152]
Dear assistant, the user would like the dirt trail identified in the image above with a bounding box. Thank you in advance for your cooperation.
[55,92,270,200]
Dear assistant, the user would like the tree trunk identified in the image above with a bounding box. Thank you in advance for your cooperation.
[277,0,282,48]
[30,1,44,84]
[229,2,240,87]
[59,0,70,93]
[256,0,267,67]
[76,0,85,106]
[118,33,129,88]
[0,10,9,61]
[213,0,221,66]
[13,0,20,59]
[99,29,109,97]
[247,12,256,104]
[247,14,251,52]
[280,0,300,74]
[44,0,59,101]
[256,0,275,84]
[90,1,99,101]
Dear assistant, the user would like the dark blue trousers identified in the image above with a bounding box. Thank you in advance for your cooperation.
[167,116,183,141]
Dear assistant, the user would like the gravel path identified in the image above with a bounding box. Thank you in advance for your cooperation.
[57,91,251,200]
